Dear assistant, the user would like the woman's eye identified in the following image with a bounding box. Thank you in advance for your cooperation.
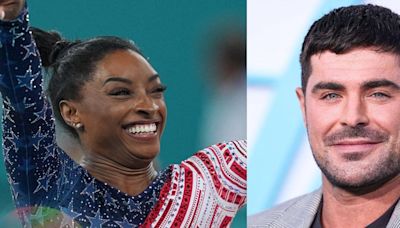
[152,85,167,93]
[109,89,130,96]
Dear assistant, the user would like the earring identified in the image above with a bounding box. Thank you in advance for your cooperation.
[72,122,83,129]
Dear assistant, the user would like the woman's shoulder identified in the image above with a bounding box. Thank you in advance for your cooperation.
[144,141,246,227]
[182,140,247,175]
[179,140,247,196]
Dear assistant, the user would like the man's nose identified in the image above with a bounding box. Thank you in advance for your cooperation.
[340,96,369,127]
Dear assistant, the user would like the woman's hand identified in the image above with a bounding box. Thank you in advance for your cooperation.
[0,0,25,20]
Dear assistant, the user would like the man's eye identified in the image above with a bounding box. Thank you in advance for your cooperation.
[321,93,340,100]
[370,92,390,99]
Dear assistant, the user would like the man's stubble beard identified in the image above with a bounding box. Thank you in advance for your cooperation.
[306,122,400,194]
[311,145,400,194]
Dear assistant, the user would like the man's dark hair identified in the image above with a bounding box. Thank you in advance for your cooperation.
[31,27,144,137]
[300,4,400,93]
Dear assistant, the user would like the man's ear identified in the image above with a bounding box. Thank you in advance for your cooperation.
[59,100,81,128]
[296,87,307,126]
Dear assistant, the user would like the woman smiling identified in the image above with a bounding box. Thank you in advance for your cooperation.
[0,0,246,227]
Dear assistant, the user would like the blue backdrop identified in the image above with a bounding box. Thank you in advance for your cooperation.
[246,0,400,216]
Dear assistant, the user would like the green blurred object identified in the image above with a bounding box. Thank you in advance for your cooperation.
[0,1,246,226]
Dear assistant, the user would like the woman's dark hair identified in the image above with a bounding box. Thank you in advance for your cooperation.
[300,4,400,93]
[31,27,144,137]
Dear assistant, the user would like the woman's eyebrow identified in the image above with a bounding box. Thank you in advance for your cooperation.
[103,74,160,86]
[103,76,132,85]
[148,74,160,82]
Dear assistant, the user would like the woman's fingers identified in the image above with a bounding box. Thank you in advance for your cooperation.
[0,0,24,21]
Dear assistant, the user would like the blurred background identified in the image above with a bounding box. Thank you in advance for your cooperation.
[248,0,400,216]
[0,1,246,226]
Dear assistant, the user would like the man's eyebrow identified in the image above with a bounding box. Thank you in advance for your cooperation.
[361,79,400,91]
[103,76,132,85]
[311,82,345,94]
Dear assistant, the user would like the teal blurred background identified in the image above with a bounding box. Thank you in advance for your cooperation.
[0,1,246,227]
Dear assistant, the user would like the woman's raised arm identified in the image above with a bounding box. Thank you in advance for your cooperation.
[0,0,62,214]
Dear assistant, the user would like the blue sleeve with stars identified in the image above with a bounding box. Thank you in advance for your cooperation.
[0,6,62,209]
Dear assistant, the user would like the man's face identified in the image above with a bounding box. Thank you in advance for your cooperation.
[296,48,400,191]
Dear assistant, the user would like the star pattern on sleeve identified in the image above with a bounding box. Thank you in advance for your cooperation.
[16,65,40,91]
[103,191,118,207]
[3,96,16,123]
[60,206,81,228]
[127,198,142,214]
[30,129,45,151]
[31,105,48,123]
[43,143,57,161]
[9,27,25,47]
[3,146,15,166]
[117,217,136,228]
[21,42,38,60]
[80,179,98,201]
[87,208,109,227]
[33,167,56,194]
[4,129,19,153]
[10,181,25,205]
[23,97,36,109]
[0,26,24,47]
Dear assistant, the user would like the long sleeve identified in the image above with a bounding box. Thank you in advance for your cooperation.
[0,5,62,212]
[143,140,247,227]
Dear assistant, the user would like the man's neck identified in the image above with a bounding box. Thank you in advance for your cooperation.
[321,175,400,228]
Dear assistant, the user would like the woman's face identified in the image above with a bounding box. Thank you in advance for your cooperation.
[73,49,167,168]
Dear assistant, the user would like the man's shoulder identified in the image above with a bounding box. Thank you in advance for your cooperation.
[248,189,322,228]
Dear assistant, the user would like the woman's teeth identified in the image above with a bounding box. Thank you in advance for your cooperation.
[127,123,157,134]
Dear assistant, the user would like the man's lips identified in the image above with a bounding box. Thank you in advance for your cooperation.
[331,139,383,145]
[327,139,383,153]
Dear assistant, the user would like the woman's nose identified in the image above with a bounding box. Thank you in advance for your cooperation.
[134,94,158,116]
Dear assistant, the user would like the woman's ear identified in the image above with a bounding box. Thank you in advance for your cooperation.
[59,100,81,128]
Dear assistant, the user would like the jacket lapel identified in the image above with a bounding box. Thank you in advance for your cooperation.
[387,200,400,228]
[283,189,322,228]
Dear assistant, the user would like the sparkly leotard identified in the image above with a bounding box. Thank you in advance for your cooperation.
[0,5,246,228]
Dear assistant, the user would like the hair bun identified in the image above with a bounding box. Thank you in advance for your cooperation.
[31,27,63,67]
[50,40,71,64]
[31,27,82,67]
